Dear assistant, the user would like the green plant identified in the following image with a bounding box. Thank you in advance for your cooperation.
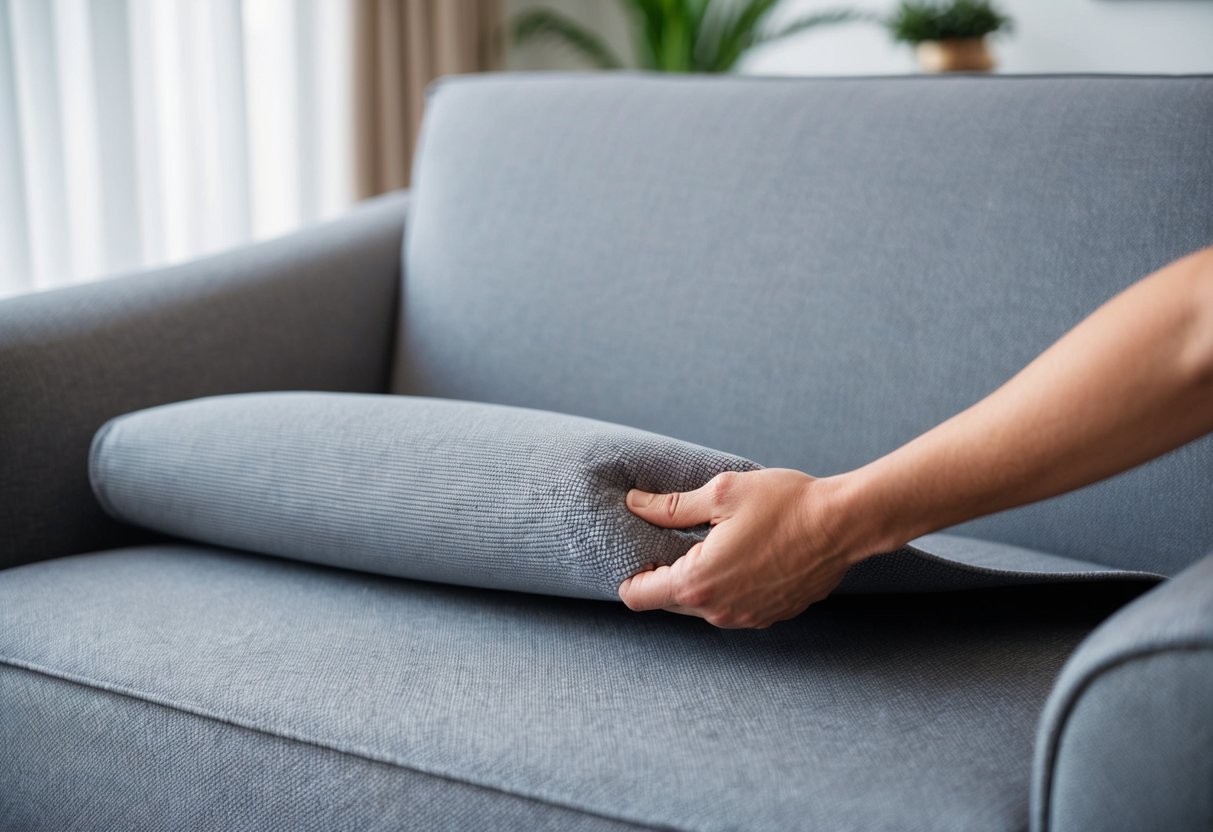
[887,0,1011,44]
[513,0,861,73]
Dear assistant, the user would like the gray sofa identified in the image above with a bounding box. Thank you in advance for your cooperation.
[2,73,1211,831]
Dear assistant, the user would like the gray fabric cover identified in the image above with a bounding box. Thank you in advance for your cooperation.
[0,668,639,832]
[0,191,408,571]
[840,534,1160,594]
[1031,551,1213,832]
[89,392,759,599]
[397,73,1213,577]
[88,392,1160,599]
[0,546,1148,831]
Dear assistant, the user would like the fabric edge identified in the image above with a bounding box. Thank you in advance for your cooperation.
[87,417,122,520]
[901,542,1164,583]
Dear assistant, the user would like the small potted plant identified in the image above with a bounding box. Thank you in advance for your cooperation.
[888,0,1011,73]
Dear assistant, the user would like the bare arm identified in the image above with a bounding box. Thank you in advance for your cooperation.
[620,247,1213,628]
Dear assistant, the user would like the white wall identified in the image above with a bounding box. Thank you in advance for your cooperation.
[506,0,1213,76]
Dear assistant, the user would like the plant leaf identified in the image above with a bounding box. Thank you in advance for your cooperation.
[620,0,666,69]
[708,0,782,72]
[658,0,692,71]
[512,8,626,69]
[887,1,1011,44]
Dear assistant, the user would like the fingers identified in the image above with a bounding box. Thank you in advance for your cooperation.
[626,471,740,529]
[618,564,678,612]
[619,543,701,611]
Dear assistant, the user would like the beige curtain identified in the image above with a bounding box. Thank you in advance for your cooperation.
[352,0,502,197]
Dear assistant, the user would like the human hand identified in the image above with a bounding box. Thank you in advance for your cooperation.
[619,468,879,629]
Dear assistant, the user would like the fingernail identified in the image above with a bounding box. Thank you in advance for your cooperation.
[627,489,654,508]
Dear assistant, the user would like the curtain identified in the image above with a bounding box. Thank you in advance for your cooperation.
[0,0,352,298]
[352,0,501,198]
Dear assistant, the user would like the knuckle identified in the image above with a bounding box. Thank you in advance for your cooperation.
[687,541,706,561]
[677,581,711,609]
[619,571,656,611]
[663,491,681,519]
[719,614,747,630]
[708,471,737,504]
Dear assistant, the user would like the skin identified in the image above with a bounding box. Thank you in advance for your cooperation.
[619,246,1213,629]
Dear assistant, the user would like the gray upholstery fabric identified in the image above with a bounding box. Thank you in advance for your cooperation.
[397,73,1213,577]
[0,667,643,832]
[0,546,1147,831]
[1031,551,1213,832]
[89,392,759,599]
[6,74,1210,830]
[0,191,408,571]
[841,534,1160,594]
[88,392,1160,599]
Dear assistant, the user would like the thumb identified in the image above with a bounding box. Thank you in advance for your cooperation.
[626,482,715,529]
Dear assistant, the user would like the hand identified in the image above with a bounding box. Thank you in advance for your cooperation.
[619,468,875,629]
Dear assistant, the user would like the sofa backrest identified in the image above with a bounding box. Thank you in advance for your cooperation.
[395,73,1213,576]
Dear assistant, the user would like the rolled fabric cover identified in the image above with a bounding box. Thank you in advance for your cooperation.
[90,393,759,599]
[90,393,1162,601]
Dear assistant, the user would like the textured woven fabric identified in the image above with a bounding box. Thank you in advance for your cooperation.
[90,392,761,600]
[0,668,643,832]
[0,191,408,570]
[0,546,1149,831]
[398,73,1213,577]
[841,536,1161,594]
[1031,551,1213,832]
[89,392,1160,600]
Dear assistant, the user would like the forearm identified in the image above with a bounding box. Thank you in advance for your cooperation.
[832,247,1213,559]
[622,247,1213,625]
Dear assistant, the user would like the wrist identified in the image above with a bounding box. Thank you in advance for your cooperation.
[813,466,919,565]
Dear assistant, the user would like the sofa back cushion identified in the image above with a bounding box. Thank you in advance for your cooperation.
[395,73,1213,576]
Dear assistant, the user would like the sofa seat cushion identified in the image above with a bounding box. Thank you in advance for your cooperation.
[0,546,1145,832]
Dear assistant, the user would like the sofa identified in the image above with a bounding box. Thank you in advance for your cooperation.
[2,73,1211,831]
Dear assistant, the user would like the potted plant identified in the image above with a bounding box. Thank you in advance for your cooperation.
[888,0,1011,73]
[513,0,860,73]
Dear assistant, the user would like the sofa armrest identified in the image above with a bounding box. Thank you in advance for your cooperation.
[0,191,408,570]
[1032,550,1213,831]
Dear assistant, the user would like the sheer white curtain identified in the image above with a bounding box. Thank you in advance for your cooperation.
[0,0,352,298]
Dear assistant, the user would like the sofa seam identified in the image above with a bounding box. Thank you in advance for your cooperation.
[1034,640,1213,832]
[0,657,681,832]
